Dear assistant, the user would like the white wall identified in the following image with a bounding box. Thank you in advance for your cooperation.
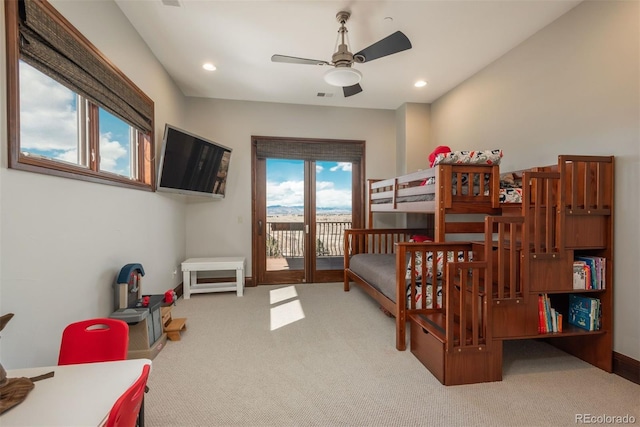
[0,0,188,368]
[393,103,432,229]
[181,98,396,271]
[430,0,640,359]
[402,103,431,175]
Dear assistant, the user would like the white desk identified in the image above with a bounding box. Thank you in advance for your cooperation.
[182,257,245,299]
[1,358,151,426]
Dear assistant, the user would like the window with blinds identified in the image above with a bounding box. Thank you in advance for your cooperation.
[5,0,155,190]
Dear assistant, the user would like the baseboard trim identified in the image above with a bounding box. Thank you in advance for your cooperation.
[613,351,640,385]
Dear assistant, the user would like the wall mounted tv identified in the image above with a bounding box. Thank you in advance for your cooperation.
[157,124,232,198]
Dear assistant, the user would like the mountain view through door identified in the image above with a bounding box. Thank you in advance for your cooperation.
[266,159,352,279]
[252,136,364,285]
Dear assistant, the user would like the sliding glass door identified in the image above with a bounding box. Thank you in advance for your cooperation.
[264,158,307,281]
[314,160,353,275]
[252,137,364,285]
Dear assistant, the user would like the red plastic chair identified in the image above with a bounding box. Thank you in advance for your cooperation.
[58,318,129,365]
[105,364,151,427]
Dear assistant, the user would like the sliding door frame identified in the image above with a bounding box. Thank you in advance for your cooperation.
[251,136,365,286]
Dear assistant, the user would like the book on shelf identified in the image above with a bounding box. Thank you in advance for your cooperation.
[572,261,588,290]
[545,295,553,333]
[538,294,545,333]
[574,255,606,290]
[538,294,562,334]
[557,313,563,333]
[568,294,601,331]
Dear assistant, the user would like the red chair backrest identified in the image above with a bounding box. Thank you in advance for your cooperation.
[58,318,129,365]
[105,364,151,427]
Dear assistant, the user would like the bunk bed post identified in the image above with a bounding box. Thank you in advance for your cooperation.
[367,179,375,228]
[395,243,407,351]
[490,165,501,209]
[343,230,351,291]
[434,165,451,242]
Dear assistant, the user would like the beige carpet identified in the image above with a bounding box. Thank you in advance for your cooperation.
[145,282,639,426]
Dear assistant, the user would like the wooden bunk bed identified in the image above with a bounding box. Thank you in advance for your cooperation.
[367,164,503,241]
[345,155,614,385]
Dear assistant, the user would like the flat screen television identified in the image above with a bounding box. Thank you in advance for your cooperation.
[157,124,232,198]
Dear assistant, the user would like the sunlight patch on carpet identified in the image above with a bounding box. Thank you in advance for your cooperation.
[270,299,305,331]
[270,285,298,304]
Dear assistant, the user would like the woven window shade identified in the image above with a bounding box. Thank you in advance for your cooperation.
[254,138,364,162]
[18,0,153,133]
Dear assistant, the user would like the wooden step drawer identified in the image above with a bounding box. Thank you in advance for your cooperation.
[409,314,445,384]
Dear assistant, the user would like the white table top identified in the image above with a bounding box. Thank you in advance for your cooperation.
[182,257,245,269]
[1,358,151,427]
[183,257,245,263]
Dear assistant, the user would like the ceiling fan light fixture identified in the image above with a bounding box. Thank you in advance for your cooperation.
[324,67,362,87]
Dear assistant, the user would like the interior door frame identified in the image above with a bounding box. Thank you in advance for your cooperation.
[251,136,365,286]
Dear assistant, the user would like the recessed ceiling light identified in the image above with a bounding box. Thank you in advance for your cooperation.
[414,80,428,88]
[202,63,216,71]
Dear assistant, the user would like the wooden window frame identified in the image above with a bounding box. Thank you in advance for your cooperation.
[4,0,155,191]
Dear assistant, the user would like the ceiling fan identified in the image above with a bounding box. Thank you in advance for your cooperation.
[271,11,412,98]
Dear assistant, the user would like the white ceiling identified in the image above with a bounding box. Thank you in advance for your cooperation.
[114,0,581,110]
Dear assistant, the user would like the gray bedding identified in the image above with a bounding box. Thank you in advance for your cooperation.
[349,253,398,301]
[349,252,444,310]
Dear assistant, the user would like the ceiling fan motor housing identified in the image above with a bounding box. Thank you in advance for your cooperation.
[332,44,353,66]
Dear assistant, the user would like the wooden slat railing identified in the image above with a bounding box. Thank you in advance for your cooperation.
[446,261,488,351]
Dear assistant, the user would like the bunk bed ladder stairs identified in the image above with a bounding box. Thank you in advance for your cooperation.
[522,171,571,294]
[485,215,530,339]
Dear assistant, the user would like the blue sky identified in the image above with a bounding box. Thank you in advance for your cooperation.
[98,109,131,176]
[19,61,131,176]
[267,158,352,209]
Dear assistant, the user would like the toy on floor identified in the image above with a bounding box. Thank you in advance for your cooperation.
[161,306,187,341]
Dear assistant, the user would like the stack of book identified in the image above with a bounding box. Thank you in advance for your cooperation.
[568,294,601,331]
[538,293,562,333]
[573,255,606,290]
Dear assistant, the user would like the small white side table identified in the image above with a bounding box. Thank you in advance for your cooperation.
[181,257,245,299]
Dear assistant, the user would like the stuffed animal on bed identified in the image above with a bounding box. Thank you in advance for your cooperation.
[420,145,452,185]
[428,145,452,168]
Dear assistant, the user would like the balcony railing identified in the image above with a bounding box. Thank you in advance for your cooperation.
[266,221,352,257]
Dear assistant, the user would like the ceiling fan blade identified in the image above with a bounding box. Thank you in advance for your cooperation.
[343,83,363,97]
[353,31,412,63]
[271,55,330,66]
